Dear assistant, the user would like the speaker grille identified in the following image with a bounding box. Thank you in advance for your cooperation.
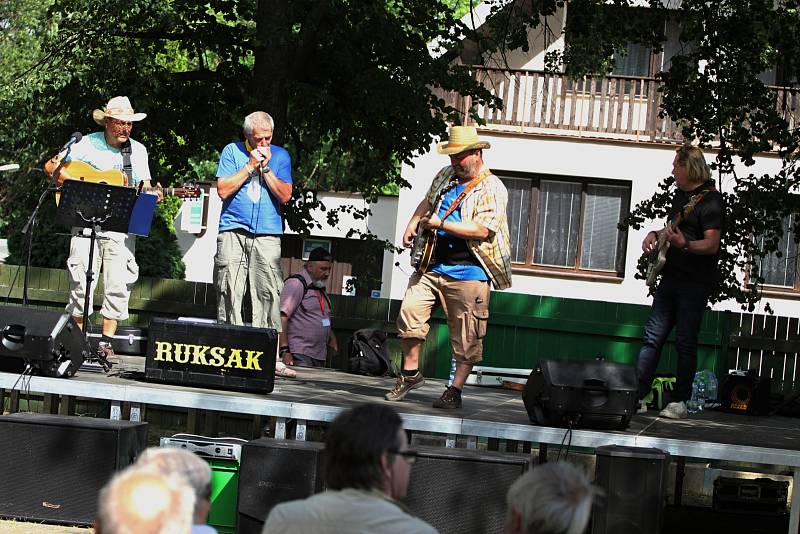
[405,446,530,534]
[237,438,325,534]
[0,414,147,525]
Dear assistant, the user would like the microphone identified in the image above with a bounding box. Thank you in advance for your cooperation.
[61,131,83,151]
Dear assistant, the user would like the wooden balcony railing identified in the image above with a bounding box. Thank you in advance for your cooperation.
[434,67,682,143]
[435,67,800,145]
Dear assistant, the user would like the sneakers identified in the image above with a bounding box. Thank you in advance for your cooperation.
[432,386,462,410]
[659,401,688,420]
[98,342,120,366]
[385,371,425,401]
[638,399,648,414]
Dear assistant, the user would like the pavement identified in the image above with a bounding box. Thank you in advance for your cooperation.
[0,521,92,533]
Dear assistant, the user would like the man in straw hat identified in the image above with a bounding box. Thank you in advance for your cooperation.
[385,125,512,409]
[44,96,159,365]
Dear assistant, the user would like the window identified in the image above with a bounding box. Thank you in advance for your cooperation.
[612,43,653,77]
[501,173,631,276]
[758,214,799,289]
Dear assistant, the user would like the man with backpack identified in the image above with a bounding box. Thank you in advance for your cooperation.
[279,247,338,368]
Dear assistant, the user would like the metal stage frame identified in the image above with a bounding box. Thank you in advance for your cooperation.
[2,365,800,533]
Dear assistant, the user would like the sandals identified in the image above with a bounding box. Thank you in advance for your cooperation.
[275,360,297,378]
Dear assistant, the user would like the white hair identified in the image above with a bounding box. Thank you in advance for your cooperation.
[96,465,195,534]
[506,462,598,534]
[136,447,212,513]
[243,111,274,136]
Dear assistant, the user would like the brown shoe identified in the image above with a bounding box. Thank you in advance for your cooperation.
[385,371,425,401]
[432,386,462,409]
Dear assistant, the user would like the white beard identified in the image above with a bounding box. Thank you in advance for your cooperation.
[311,279,327,289]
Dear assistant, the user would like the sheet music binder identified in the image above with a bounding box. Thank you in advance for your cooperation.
[54,180,155,236]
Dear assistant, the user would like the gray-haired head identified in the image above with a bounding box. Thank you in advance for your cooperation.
[243,111,274,137]
[505,462,599,534]
[136,447,212,523]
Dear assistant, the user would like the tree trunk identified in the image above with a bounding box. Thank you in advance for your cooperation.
[251,0,293,145]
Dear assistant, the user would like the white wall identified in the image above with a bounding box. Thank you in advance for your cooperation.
[391,133,799,316]
[174,188,399,297]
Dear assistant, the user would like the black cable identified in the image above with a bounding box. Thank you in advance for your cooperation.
[3,264,23,304]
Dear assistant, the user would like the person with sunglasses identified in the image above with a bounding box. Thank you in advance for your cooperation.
[264,403,437,533]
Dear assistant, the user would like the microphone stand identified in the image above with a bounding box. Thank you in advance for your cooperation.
[20,146,73,306]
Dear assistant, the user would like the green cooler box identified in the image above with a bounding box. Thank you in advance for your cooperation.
[160,433,248,534]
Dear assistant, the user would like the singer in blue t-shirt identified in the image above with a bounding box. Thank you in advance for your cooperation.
[214,111,293,333]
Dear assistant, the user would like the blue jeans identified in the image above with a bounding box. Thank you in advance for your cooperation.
[636,274,711,402]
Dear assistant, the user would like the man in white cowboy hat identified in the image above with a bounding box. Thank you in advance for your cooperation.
[385,125,512,409]
[214,111,294,375]
[44,95,159,364]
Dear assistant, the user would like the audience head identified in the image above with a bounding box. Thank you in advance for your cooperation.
[505,462,598,534]
[325,403,416,500]
[136,447,213,524]
[95,465,195,534]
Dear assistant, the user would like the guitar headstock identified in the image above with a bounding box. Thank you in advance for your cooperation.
[175,183,203,199]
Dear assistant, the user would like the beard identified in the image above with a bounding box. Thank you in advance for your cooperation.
[311,279,327,289]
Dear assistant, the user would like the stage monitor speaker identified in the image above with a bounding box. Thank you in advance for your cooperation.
[405,445,530,534]
[522,358,638,430]
[721,370,772,415]
[0,306,88,377]
[592,445,669,534]
[0,413,148,525]
[236,438,326,534]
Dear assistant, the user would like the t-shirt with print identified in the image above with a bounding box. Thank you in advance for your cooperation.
[65,132,152,188]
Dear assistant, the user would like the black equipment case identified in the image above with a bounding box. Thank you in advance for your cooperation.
[145,318,277,394]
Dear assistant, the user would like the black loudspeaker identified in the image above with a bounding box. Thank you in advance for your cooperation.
[0,413,148,525]
[405,446,530,534]
[592,445,669,534]
[0,306,89,377]
[236,438,326,534]
[522,358,638,430]
[721,370,772,415]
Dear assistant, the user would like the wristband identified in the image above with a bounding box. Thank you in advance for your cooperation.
[279,346,290,355]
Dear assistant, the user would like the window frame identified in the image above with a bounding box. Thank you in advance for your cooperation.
[498,170,632,279]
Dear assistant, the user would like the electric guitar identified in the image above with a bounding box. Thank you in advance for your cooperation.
[644,188,714,287]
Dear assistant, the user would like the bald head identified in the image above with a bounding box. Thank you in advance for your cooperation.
[136,447,212,523]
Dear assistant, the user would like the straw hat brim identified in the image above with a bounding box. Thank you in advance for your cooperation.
[436,140,491,155]
[92,109,147,125]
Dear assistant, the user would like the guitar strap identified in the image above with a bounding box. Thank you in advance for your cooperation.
[438,168,492,223]
[121,140,133,184]
[675,186,716,225]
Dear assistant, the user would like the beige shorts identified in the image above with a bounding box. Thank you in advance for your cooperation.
[396,272,490,364]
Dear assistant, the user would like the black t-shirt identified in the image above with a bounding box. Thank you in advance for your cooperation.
[662,180,725,284]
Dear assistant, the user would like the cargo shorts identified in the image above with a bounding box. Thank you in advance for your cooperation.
[396,271,490,364]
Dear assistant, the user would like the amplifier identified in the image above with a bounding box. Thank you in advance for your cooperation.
[145,318,277,394]
[713,477,788,515]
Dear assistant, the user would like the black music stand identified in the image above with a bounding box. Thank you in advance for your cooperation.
[55,180,138,370]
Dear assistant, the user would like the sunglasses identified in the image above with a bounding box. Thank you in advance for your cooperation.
[388,449,419,464]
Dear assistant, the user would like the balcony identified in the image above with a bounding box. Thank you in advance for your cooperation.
[437,66,800,146]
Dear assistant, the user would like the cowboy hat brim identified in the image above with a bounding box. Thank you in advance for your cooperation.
[92,109,147,125]
[436,140,491,155]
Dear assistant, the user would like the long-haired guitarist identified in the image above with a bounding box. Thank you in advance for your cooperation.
[43,96,161,365]
[385,126,512,410]
[637,145,725,419]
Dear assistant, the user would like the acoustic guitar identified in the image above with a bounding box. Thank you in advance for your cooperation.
[644,188,714,287]
[410,181,458,272]
[54,160,201,204]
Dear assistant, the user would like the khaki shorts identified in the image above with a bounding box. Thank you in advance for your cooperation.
[396,272,490,364]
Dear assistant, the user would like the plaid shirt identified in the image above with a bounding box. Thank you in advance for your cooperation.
[425,165,513,290]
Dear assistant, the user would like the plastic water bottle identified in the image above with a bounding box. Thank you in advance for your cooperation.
[695,381,706,412]
[448,357,456,387]
[687,376,705,414]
